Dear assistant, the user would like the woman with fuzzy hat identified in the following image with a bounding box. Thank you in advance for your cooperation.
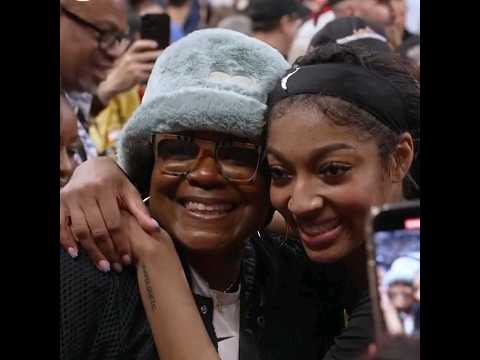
[60,29,347,360]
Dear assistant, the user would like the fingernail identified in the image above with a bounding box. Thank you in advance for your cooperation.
[97,260,111,272]
[152,218,160,229]
[122,254,132,265]
[67,247,78,258]
[113,262,123,272]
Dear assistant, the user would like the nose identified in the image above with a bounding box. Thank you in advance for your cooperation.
[60,147,74,186]
[186,155,226,189]
[288,177,324,219]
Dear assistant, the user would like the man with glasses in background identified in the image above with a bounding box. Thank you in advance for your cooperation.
[60,0,130,161]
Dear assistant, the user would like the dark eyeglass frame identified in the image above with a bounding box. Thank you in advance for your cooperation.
[60,5,131,51]
[151,132,265,184]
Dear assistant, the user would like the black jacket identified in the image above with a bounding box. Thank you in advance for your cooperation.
[60,232,366,360]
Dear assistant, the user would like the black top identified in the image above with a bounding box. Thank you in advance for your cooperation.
[60,234,372,360]
[60,247,157,360]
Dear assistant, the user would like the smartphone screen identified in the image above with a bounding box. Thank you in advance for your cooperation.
[140,14,170,49]
[367,201,420,339]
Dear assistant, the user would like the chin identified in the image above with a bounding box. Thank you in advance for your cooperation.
[173,228,240,254]
[302,240,362,264]
[303,245,348,264]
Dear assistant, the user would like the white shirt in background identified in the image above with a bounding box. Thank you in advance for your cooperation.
[288,10,336,64]
[405,0,420,35]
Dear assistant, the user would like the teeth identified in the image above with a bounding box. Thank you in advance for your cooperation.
[299,219,340,235]
[185,201,233,212]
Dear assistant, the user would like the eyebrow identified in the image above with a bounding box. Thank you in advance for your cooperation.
[266,143,356,165]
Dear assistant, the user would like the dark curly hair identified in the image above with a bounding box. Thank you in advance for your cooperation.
[266,43,420,199]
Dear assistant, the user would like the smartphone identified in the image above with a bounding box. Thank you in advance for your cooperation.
[140,13,170,49]
[366,200,420,340]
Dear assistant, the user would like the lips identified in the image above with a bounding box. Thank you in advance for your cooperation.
[296,217,342,250]
[180,197,236,220]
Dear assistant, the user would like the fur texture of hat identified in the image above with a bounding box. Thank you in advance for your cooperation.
[118,28,288,193]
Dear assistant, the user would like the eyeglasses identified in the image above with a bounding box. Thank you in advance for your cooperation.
[152,133,264,183]
[61,5,130,52]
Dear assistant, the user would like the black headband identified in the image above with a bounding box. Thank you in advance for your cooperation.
[268,64,408,133]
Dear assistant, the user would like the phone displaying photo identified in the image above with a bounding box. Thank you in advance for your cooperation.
[140,13,170,49]
[366,201,420,340]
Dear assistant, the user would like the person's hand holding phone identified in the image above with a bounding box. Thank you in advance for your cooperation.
[96,39,162,105]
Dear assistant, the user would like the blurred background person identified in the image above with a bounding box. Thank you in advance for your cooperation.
[60,90,79,188]
[385,0,419,51]
[60,0,129,161]
[130,0,201,34]
[88,35,160,156]
[288,0,394,63]
[308,16,391,53]
[247,0,310,58]
[329,0,393,26]
[206,0,236,26]
[288,0,333,63]
[405,0,419,35]
[217,13,253,35]
[88,1,165,156]
[163,0,194,39]
[397,34,420,68]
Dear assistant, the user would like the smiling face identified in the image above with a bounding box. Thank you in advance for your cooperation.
[148,131,270,256]
[267,102,403,263]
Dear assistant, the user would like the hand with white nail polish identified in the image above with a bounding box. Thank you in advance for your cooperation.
[60,157,160,272]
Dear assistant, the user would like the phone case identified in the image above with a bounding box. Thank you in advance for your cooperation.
[365,200,420,340]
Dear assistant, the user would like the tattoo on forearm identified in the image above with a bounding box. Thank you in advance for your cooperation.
[142,264,157,312]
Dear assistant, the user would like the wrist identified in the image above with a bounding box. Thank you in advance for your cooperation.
[135,233,178,265]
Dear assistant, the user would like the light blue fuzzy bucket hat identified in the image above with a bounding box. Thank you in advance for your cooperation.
[118,28,289,193]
